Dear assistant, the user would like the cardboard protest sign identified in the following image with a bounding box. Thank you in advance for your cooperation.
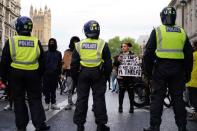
[118,54,142,77]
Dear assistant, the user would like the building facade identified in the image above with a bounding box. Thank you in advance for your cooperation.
[30,5,51,49]
[137,35,149,55]
[169,0,197,43]
[0,0,21,55]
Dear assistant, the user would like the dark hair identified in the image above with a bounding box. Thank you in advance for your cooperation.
[121,42,132,48]
[69,36,80,51]
[48,38,57,51]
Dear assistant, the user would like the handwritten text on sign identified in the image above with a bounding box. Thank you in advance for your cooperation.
[118,55,142,77]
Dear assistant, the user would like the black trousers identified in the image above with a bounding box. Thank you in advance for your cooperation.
[43,72,59,104]
[73,67,108,125]
[117,78,134,109]
[188,87,197,112]
[150,60,186,128]
[9,68,46,129]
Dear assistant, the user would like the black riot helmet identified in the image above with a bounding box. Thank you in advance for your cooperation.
[160,6,176,26]
[15,16,33,35]
[83,20,100,39]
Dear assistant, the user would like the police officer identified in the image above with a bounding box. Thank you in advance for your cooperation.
[72,20,112,131]
[0,16,50,131]
[143,7,193,131]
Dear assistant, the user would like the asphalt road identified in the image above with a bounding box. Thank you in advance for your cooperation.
[0,89,197,131]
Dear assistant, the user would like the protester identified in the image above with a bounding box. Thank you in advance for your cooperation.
[114,42,136,113]
[43,38,62,111]
[63,36,80,110]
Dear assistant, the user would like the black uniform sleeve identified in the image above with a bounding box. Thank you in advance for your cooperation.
[57,51,62,75]
[102,43,112,78]
[38,40,45,76]
[70,48,80,80]
[142,29,157,78]
[0,40,12,82]
[183,36,193,82]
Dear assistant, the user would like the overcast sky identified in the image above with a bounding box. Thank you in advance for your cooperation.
[20,0,171,52]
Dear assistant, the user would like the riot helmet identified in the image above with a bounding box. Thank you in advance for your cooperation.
[83,20,100,39]
[15,16,33,35]
[160,6,176,26]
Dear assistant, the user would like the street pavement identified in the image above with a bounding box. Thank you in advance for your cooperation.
[0,89,197,131]
[0,89,69,131]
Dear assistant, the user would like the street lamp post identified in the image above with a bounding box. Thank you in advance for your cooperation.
[180,0,187,28]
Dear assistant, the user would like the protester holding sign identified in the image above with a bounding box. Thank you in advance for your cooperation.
[114,42,138,113]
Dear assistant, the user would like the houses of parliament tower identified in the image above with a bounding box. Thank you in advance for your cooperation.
[30,5,51,49]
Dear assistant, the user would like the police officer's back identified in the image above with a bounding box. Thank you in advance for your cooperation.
[71,20,112,131]
[143,7,193,131]
[0,16,50,131]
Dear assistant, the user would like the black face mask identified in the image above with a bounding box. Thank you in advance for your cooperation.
[48,43,57,51]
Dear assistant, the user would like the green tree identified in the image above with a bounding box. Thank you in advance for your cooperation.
[108,36,121,57]
[108,36,141,57]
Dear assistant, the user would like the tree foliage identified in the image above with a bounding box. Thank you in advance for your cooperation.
[108,36,141,57]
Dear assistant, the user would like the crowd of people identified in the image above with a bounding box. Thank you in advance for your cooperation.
[0,5,197,131]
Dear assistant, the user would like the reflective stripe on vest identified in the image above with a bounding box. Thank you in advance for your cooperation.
[75,38,105,67]
[155,25,186,59]
[9,36,40,70]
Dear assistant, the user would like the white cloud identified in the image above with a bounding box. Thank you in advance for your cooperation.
[20,0,171,53]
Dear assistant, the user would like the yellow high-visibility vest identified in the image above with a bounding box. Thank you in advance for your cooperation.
[9,36,40,70]
[155,25,186,59]
[75,38,105,67]
[186,51,197,88]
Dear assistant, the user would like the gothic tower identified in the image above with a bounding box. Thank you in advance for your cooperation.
[30,5,51,47]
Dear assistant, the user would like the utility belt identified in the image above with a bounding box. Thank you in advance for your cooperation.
[80,63,104,72]
[154,58,184,66]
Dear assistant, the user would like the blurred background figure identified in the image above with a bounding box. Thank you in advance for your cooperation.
[63,36,80,110]
[186,41,197,121]
[43,38,62,111]
[114,42,135,114]
[111,56,119,93]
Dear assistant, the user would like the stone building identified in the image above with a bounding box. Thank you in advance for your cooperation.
[137,35,149,55]
[30,5,51,49]
[169,0,197,43]
[0,0,21,55]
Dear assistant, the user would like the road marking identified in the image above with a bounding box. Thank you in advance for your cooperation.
[26,95,77,131]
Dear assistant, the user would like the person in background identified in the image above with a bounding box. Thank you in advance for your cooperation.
[186,41,197,121]
[3,84,13,111]
[43,38,62,111]
[63,36,80,110]
[114,42,135,113]
[111,57,119,93]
